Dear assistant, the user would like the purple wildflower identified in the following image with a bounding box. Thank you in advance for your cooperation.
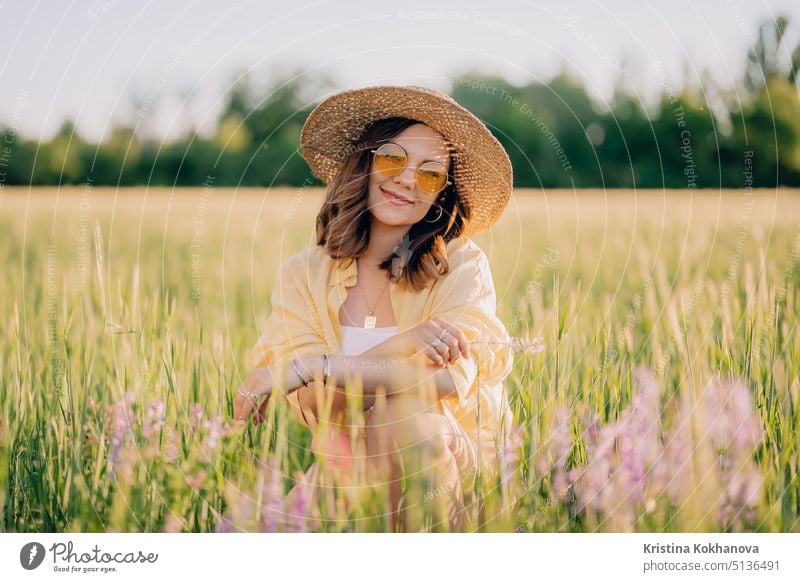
[107,392,136,479]
[652,406,692,503]
[544,406,572,499]
[569,366,664,529]
[161,513,184,533]
[700,377,764,528]
[499,422,525,507]
[143,399,165,439]
[703,378,764,452]
[203,413,225,453]
[259,457,285,532]
[508,333,545,355]
[216,482,257,532]
[188,403,205,432]
[470,334,545,356]
[161,427,180,462]
[285,469,312,533]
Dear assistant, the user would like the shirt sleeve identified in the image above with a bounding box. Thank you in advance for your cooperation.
[250,256,327,370]
[429,242,514,406]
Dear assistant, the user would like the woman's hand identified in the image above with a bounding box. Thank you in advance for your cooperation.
[233,366,278,425]
[365,316,469,367]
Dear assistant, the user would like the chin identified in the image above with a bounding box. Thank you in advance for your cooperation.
[369,209,412,228]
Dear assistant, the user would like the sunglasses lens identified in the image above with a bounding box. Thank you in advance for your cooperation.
[373,143,406,176]
[417,162,449,194]
[373,144,449,193]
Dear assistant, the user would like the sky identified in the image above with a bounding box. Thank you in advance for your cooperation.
[1,0,799,143]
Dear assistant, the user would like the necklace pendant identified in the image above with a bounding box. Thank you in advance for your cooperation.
[364,315,377,329]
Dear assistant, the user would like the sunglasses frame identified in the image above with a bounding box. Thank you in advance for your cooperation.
[370,142,452,195]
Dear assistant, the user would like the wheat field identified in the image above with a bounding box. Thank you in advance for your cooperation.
[1,186,798,532]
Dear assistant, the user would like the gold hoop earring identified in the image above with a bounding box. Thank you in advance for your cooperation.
[424,202,444,223]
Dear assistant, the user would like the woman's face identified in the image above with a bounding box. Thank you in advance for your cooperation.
[365,123,451,229]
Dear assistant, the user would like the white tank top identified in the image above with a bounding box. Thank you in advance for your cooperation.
[340,325,398,355]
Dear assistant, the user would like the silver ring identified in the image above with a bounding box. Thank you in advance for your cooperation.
[439,329,450,340]
[431,338,443,348]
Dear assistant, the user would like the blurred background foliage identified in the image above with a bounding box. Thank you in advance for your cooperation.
[3,15,800,189]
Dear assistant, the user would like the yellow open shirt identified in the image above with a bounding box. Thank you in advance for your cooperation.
[251,236,515,455]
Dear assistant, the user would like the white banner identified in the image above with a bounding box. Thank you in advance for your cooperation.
[1,533,798,581]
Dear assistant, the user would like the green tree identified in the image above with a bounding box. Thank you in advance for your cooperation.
[745,15,800,90]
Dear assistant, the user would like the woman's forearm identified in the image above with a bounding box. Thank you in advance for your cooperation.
[296,353,457,400]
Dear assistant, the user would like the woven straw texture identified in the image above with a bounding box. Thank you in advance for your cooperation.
[299,85,513,237]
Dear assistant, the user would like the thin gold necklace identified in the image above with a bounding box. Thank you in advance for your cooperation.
[356,260,392,329]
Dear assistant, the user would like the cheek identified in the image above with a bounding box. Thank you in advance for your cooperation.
[366,181,382,208]
[367,168,379,188]
[367,173,383,199]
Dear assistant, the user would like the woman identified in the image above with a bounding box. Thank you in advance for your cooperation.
[233,85,515,532]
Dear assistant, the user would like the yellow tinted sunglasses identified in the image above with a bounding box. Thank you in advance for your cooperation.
[370,142,452,195]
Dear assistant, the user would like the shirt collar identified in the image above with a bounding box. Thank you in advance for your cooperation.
[326,252,413,333]
[330,255,358,288]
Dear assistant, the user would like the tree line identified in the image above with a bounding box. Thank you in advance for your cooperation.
[2,16,799,189]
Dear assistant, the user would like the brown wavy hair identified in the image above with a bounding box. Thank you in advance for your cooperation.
[315,117,470,293]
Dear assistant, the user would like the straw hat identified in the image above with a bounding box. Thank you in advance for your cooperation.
[299,85,513,237]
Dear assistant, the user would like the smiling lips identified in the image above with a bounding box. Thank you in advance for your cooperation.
[381,186,414,206]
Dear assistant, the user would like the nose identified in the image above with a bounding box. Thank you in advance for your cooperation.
[392,165,417,190]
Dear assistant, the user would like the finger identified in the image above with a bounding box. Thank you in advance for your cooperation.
[232,394,247,422]
[425,333,449,362]
[442,334,460,362]
[424,346,446,367]
[233,387,257,422]
[442,323,469,358]
[254,393,270,425]
[435,341,450,362]
[432,318,467,358]
[450,328,470,358]
[424,324,454,365]
[433,327,459,361]
[424,320,443,341]
[234,399,253,423]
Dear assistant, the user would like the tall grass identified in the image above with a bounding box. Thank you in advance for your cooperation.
[0,187,797,532]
